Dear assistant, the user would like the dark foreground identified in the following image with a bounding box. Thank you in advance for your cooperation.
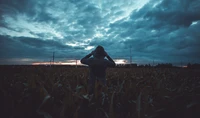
[0,65,200,118]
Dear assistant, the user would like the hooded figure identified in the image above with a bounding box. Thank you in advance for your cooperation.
[93,46,105,58]
[81,45,116,94]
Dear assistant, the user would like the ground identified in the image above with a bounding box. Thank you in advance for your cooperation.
[0,65,200,118]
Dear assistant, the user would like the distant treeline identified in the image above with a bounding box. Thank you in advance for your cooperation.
[187,63,200,69]
[1,63,200,69]
[116,63,200,69]
[116,63,173,68]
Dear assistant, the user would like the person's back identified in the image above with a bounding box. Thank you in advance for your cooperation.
[80,45,115,94]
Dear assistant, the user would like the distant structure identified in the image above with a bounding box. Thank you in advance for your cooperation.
[76,59,77,68]
[155,63,173,68]
[153,59,155,66]
[130,45,132,64]
[52,52,55,65]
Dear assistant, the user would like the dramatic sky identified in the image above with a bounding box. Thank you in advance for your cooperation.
[0,0,200,65]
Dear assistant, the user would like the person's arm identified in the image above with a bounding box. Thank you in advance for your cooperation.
[80,51,94,65]
[104,52,116,67]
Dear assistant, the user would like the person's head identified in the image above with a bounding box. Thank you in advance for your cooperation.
[93,45,105,58]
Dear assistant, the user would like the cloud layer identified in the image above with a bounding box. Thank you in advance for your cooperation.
[0,0,200,65]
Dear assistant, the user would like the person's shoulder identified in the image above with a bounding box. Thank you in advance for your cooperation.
[88,57,95,61]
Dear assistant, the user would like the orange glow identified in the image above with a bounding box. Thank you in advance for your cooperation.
[32,59,127,65]
[32,61,81,65]
[114,59,127,64]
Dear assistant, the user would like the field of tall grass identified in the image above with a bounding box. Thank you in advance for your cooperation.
[0,66,200,118]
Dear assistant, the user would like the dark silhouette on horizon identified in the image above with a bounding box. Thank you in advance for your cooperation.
[81,45,116,95]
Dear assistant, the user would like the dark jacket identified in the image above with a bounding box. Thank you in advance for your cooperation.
[81,54,115,78]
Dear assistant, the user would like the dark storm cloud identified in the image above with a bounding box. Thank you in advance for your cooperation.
[0,0,200,65]
[0,35,85,64]
[0,0,57,24]
[145,10,200,27]
[89,38,114,48]
[16,36,86,55]
[145,0,200,27]
[17,37,70,49]
[0,35,50,59]
[0,0,32,13]
[75,2,102,39]
[105,0,200,64]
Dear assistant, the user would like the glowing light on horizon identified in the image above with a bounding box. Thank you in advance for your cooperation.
[115,59,128,64]
[32,61,81,65]
[32,59,127,65]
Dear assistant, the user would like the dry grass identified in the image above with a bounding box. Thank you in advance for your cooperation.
[0,66,200,118]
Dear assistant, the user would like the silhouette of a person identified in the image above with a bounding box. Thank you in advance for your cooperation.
[81,45,116,95]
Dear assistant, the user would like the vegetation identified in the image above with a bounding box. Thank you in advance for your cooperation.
[0,65,200,118]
